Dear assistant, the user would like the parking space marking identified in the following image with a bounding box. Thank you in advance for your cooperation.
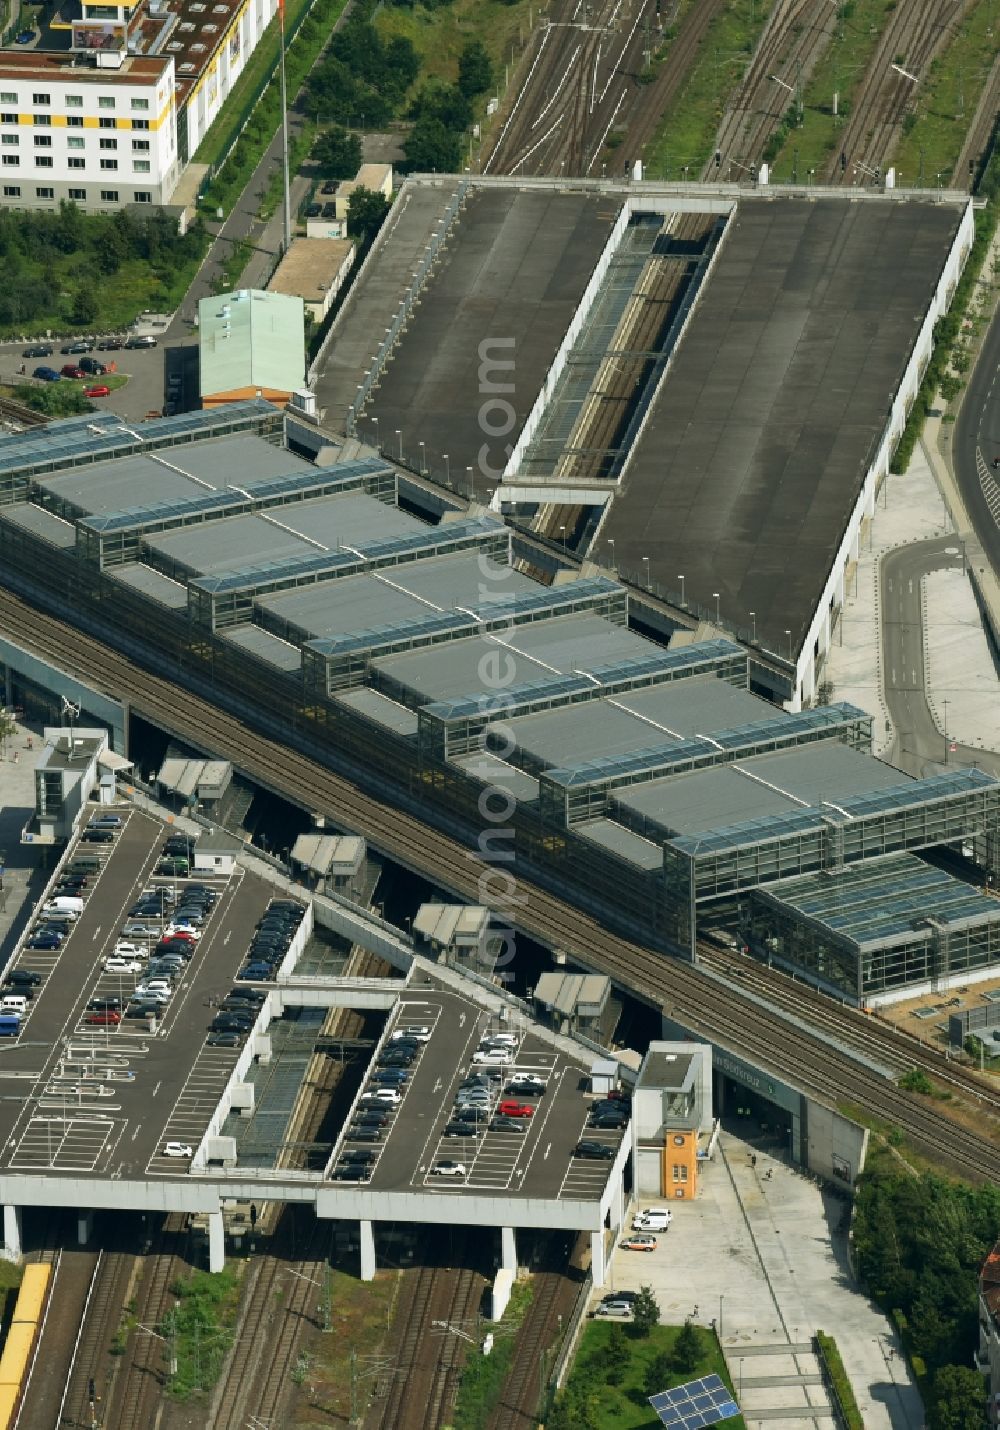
[8,1114,116,1171]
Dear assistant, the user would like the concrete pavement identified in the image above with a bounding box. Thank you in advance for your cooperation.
[606,1130,922,1429]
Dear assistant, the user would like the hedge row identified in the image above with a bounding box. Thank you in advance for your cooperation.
[815,1331,865,1430]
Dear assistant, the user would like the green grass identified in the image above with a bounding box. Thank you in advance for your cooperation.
[766,0,899,181]
[643,0,774,179]
[891,0,999,185]
[193,0,315,171]
[815,1330,865,1429]
[164,1265,243,1399]
[288,1267,395,1424]
[556,1321,746,1430]
[375,0,537,108]
[451,1280,534,1430]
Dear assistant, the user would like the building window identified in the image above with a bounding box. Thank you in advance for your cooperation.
[67,115,84,128]
[134,190,152,203]
[98,96,115,109]
[133,160,150,173]
[2,185,20,196]
[68,187,86,199]
[66,94,83,108]
[1,155,19,166]
[35,186,54,198]
[0,93,15,105]
[32,93,50,106]
[131,97,149,111]
[33,114,51,127]
[35,156,53,168]
[99,117,117,130]
[67,136,85,150]
[0,135,16,146]
[99,137,117,150]
[0,115,16,125]
[132,139,149,152]
[33,135,52,147]
[68,157,85,170]
[99,158,118,170]
[100,189,118,201]
[132,119,150,131]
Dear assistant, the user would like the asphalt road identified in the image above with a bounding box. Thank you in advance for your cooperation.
[954,275,1000,574]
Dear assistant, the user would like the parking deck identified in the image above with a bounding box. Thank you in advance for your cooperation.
[0,807,277,1177]
[332,988,627,1204]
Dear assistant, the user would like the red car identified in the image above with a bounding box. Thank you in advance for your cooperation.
[60,364,85,379]
[84,384,110,398]
[86,1009,121,1026]
[497,1100,534,1118]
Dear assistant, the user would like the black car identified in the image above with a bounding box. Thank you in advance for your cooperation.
[321,181,337,194]
[269,901,303,914]
[88,996,122,1010]
[219,997,257,1015]
[331,1165,371,1180]
[306,203,322,218]
[341,1148,376,1164]
[574,1140,614,1159]
[207,1031,243,1047]
[346,1126,382,1142]
[443,1122,479,1138]
[589,1114,629,1130]
[61,339,94,354]
[600,1289,640,1305]
[378,1051,415,1067]
[353,1110,388,1127]
[454,1107,489,1124]
[79,357,107,375]
[490,1116,526,1133]
[227,987,265,1004]
[126,1001,162,1018]
[83,829,114,843]
[97,338,124,351]
[6,970,41,986]
[211,1016,252,1034]
[23,344,53,358]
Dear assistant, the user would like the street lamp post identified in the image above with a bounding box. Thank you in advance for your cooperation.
[713,591,720,626]
[749,610,756,643]
[371,415,379,452]
[418,440,426,474]
[395,429,403,461]
[643,555,650,588]
[678,573,685,606]
[943,698,950,763]
[608,536,616,568]
[785,628,792,661]
[443,453,450,484]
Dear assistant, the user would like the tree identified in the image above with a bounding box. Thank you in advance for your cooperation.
[411,82,472,132]
[672,1319,701,1373]
[458,40,492,98]
[312,126,362,180]
[644,1349,674,1398]
[347,186,390,245]
[604,1323,627,1385]
[631,1285,660,1337]
[927,1364,986,1430]
[69,286,98,327]
[403,116,462,174]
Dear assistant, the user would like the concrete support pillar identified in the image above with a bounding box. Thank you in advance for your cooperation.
[590,1229,606,1288]
[2,1206,21,1263]
[500,1226,517,1276]
[611,1172,625,1232]
[360,1219,376,1282]
[207,1210,224,1273]
[77,1210,94,1246]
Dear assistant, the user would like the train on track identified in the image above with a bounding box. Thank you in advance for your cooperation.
[0,1263,52,1427]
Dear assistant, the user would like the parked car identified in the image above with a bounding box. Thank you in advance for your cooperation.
[472,1049,513,1065]
[347,1127,382,1142]
[505,1076,547,1096]
[14,28,35,42]
[97,338,124,351]
[371,1069,408,1086]
[237,963,274,981]
[331,1165,371,1181]
[122,922,158,939]
[22,344,52,358]
[497,1101,533,1118]
[163,1141,192,1158]
[490,1116,526,1134]
[104,956,143,974]
[620,1234,657,1253]
[360,1089,401,1105]
[32,367,61,382]
[61,367,86,380]
[6,970,41,986]
[353,1111,388,1127]
[79,357,107,375]
[207,1031,243,1047]
[84,386,111,399]
[573,1141,614,1160]
[27,934,61,950]
[61,340,94,353]
[86,1009,121,1026]
[589,1113,629,1130]
[125,334,157,349]
[392,1025,431,1043]
[84,829,114,843]
[443,1122,479,1138]
[632,1209,672,1231]
[431,1161,467,1177]
[593,1300,633,1319]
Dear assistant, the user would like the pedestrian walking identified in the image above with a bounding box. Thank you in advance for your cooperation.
[751,1154,757,1168]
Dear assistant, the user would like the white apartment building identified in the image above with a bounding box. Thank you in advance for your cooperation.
[0,53,178,211]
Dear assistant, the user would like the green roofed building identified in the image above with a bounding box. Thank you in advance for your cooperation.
[199,289,305,410]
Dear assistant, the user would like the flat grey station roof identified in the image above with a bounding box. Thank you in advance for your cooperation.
[360,186,622,499]
[614,742,906,838]
[500,675,770,769]
[146,490,421,577]
[375,613,651,704]
[598,196,965,653]
[258,551,537,641]
[37,435,311,517]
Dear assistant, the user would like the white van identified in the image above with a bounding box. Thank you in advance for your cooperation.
[0,996,27,1015]
[632,1208,673,1231]
[44,896,84,915]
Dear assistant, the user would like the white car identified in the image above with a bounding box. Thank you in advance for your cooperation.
[391,1025,431,1042]
[113,942,146,958]
[480,1032,517,1047]
[134,985,171,1004]
[163,1142,193,1159]
[164,924,201,940]
[633,1208,672,1231]
[473,1049,513,1065]
[104,956,143,974]
[431,1161,467,1178]
[360,1089,401,1105]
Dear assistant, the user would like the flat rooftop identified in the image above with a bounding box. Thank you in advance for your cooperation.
[353,186,622,498]
[374,612,651,706]
[598,195,965,653]
[145,490,421,578]
[612,742,906,840]
[37,436,311,519]
[759,853,1000,949]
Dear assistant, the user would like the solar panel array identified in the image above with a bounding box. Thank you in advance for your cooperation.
[648,1374,739,1429]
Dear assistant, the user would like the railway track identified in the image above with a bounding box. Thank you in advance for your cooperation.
[952,48,1000,188]
[625,0,728,167]
[824,0,964,184]
[488,1237,579,1430]
[57,1242,134,1429]
[103,1217,187,1430]
[0,585,998,1179]
[707,0,839,178]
